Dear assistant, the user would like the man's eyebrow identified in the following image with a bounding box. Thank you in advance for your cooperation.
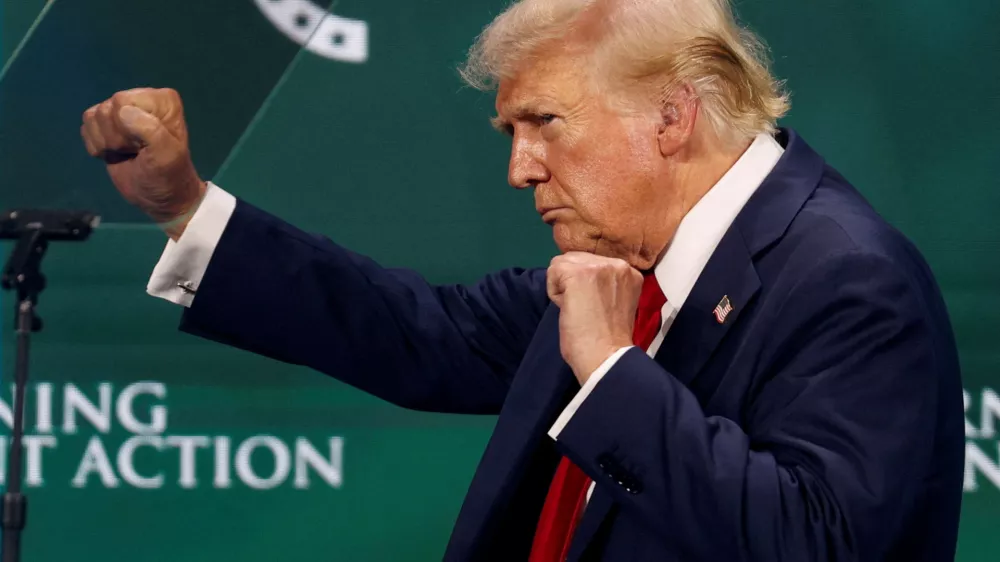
[490,115,512,134]
[491,105,546,135]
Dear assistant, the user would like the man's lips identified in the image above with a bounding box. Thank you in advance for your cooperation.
[537,207,566,224]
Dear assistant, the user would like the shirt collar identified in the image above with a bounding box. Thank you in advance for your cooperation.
[653,133,784,308]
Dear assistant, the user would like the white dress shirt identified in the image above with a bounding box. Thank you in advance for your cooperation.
[147,132,784,460]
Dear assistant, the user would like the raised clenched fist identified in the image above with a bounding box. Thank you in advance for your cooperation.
[546,252,644,383]
[81,87,205,238]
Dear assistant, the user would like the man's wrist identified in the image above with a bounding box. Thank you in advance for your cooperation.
[158,180,208,241]
[573,342,632,384]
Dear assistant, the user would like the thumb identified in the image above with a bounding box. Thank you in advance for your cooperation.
[546,267,566,307]
[117,105,170,147]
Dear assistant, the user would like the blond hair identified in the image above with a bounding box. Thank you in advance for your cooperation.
[460,0,790,148]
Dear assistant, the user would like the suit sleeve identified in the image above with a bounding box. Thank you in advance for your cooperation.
[177,198,550,415]
[554,250,948,561]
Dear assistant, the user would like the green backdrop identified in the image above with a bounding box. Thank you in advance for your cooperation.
[1,1,998,561]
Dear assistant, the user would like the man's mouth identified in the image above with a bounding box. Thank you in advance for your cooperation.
[537,207,566,225]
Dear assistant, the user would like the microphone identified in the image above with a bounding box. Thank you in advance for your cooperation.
[0,208,100,241]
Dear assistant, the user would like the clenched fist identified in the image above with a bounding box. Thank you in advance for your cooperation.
[547,252,644,383]
[81,87,206,239]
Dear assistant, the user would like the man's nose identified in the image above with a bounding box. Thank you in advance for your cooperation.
[507,135,549,189]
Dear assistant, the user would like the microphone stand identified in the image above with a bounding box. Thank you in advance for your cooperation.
[0,209,99,562]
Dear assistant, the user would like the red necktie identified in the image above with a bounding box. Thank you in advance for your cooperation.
[529,273,666,562]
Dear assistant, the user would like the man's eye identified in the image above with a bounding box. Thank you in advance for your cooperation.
[540,114,556,124]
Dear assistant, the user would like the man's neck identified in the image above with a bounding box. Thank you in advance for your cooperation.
[676,138,755,218]
[646,137,755,266]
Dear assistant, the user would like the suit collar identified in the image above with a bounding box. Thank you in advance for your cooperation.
[732,128,826,257]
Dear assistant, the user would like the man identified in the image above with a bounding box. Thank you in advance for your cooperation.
[80,0,964,560]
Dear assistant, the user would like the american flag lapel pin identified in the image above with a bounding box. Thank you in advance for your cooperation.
[713,295,734,324]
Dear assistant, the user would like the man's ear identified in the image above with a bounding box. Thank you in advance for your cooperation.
[656,84,699,157]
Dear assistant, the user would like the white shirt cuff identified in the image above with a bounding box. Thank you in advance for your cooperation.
[547,346,634,440]
[146,182,237,307]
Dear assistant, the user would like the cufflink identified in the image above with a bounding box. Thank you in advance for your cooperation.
[177,281,197,295]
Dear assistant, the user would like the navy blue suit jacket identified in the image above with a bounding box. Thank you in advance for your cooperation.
[179,130,964,561]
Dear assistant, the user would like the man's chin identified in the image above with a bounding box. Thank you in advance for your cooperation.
[551,224,585,255]
[553,230,649,267]
[552,227,605,256]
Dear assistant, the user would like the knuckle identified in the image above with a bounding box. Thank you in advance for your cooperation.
[162,87,182,105]
[123,87,151,103]
[630,268,643,285]
[80,126,95,152]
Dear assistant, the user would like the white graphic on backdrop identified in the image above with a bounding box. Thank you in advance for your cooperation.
[254,0,369,63]
[3,382,993,493]
[965,387,1000,492]
[0,382,344,490]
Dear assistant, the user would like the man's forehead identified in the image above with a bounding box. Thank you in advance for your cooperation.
[494,55,584,116]
[495,87,550,117]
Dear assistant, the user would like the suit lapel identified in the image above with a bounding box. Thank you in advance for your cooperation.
[656,226,760,386]
[446,305,578,559]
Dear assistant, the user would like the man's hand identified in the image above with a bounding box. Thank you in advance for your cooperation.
[547,252,643,384]
[80,87,206,239]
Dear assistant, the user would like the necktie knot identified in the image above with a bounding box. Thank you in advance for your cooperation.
[637,272,666,312]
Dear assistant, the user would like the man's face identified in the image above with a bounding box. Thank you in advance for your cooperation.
[494,52,675,268]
